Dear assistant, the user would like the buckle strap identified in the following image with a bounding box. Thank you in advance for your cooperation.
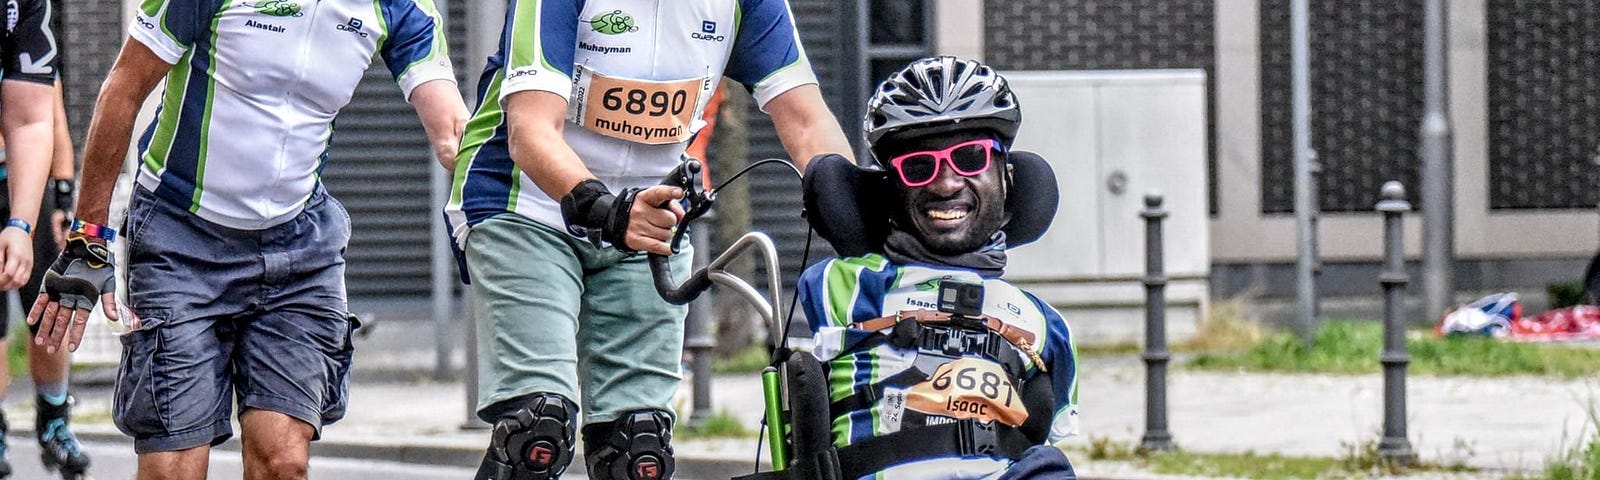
[827,368,930,417]
[895,322,1026,381]
[828,326,1028,418]
[835,420,1031,480]
[855,310,1047,372]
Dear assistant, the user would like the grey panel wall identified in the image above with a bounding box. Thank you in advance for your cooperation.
[60,0,123,151]
[1485,1,1600,210]
[321,0,469,300]
[743,0,859,292]
[983,0,1217,213]
[1258,0,1423,213]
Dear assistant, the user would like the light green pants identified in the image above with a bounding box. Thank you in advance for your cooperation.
[465,213,690,424]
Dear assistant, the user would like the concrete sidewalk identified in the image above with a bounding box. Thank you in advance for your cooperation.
[6,352,1591,479]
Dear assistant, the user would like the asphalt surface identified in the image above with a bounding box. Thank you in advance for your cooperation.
[3,440,483,480]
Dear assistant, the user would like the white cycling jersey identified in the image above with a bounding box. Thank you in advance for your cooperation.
[445,0,818,245]
[131,0,455,229]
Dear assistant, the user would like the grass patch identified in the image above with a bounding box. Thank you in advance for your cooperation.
[1179,299,1268,353]
[1522,407,1600,480]
[677,409,753,439]
[1075,342,1142,357]
[9,324,24,376]
[1068,436,1477,479]
[713,345,773,374]
[1187,319,1600,378]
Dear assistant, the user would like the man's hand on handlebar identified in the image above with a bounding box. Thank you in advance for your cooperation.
[626,186,685,255]
[560,179,686,256]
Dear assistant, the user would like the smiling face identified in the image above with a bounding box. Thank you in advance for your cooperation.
[879,129,1010,255]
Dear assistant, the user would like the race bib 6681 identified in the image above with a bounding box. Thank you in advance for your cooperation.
[904,358,1029,426]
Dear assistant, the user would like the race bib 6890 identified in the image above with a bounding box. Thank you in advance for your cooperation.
[570,65,706,145]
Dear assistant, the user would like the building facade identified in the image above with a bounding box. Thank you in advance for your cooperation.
[943,0,1597,299]
[72,1,1596,308]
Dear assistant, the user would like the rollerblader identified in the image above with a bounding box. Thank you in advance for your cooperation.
[0,0,72,474]
[445,1,852,478]
[28,1,469,479]
[0,81,91,480]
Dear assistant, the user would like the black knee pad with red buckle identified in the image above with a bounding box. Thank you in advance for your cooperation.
[479,393,579,480]
[582,409,675,480]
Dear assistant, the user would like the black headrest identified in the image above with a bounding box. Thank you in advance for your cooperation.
[1003,151,1060,247]
[802,151,1059,257]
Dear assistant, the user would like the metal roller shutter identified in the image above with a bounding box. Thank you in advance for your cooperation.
[744,0,858,293]
[322,0,468,303]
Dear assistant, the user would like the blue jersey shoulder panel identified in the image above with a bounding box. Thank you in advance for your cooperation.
[726,0,802,87]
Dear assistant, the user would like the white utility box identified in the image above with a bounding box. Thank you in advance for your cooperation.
[1002,70,1211,346]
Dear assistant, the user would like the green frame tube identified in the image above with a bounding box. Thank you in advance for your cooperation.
[761,366,789,470]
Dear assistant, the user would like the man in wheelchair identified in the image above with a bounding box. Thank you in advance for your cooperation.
[785,56,1078,479]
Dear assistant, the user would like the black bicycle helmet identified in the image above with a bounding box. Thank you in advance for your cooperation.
[863,56,1021,164]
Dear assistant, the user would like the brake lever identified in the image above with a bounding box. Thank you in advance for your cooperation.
[656,157,716,254]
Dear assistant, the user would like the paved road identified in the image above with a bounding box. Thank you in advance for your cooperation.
[6,440,480,480]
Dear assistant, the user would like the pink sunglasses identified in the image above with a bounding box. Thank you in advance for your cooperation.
[887,139,1002,187]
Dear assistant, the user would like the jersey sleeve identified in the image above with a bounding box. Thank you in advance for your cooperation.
[130,0,223,64]
[725,0,818,110]
[799,255,895,332]
[380,0,457,100]
[497,0,579,105]
[797,261,831,333]
[0,0,58,84]
[1028,292,1079,443]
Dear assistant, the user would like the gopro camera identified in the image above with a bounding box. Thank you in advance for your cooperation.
[937,278,985,318]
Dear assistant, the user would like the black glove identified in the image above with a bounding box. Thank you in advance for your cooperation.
[43,237,116,311]
[560,179,641,253]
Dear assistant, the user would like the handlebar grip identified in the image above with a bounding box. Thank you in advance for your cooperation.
[650,253,712,305]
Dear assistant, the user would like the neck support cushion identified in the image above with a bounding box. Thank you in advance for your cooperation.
[802,151,1059,257]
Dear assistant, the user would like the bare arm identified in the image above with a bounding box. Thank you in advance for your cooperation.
[50,78,74,180]
[503,90,593,201]
[75,39,172,228]
[502,90,681,254]
[48,78,75,247]
[1,79,55,234]
[764,84,853,172]
[0,78,55,289]
[408,79,468,172]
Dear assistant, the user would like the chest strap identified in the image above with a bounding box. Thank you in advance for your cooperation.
[835,419,1032,480]
[827,324,1028,417]
[855,309,1047,372]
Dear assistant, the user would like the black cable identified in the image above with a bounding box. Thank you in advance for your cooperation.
[715,158,802,193]
[754,417,768,474]
[778,227,814,345]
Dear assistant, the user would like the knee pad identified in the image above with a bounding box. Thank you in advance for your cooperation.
[582,409,675,480]
[481,393,579,480]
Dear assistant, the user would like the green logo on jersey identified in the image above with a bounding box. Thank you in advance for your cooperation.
[253,0,301,17]
[587,10,638,35]
[915,278,941,292]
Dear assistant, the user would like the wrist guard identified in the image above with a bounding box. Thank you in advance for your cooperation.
[51,178,74,213]
[559,179,639,252]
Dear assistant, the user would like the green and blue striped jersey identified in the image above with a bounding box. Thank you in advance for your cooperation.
[131,0,454,229]
[798,254,1080,480]
[445,0,817,246]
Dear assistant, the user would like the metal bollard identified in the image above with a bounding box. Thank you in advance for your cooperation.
[1139,192,1175,452]
[1376,181,1417,464]
[684,210,718,424]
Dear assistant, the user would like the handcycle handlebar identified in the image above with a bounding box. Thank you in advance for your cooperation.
[648,158,715,305]
[646,157,786,348]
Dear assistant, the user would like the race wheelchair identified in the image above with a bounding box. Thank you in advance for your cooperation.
[648,150,1061,480]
